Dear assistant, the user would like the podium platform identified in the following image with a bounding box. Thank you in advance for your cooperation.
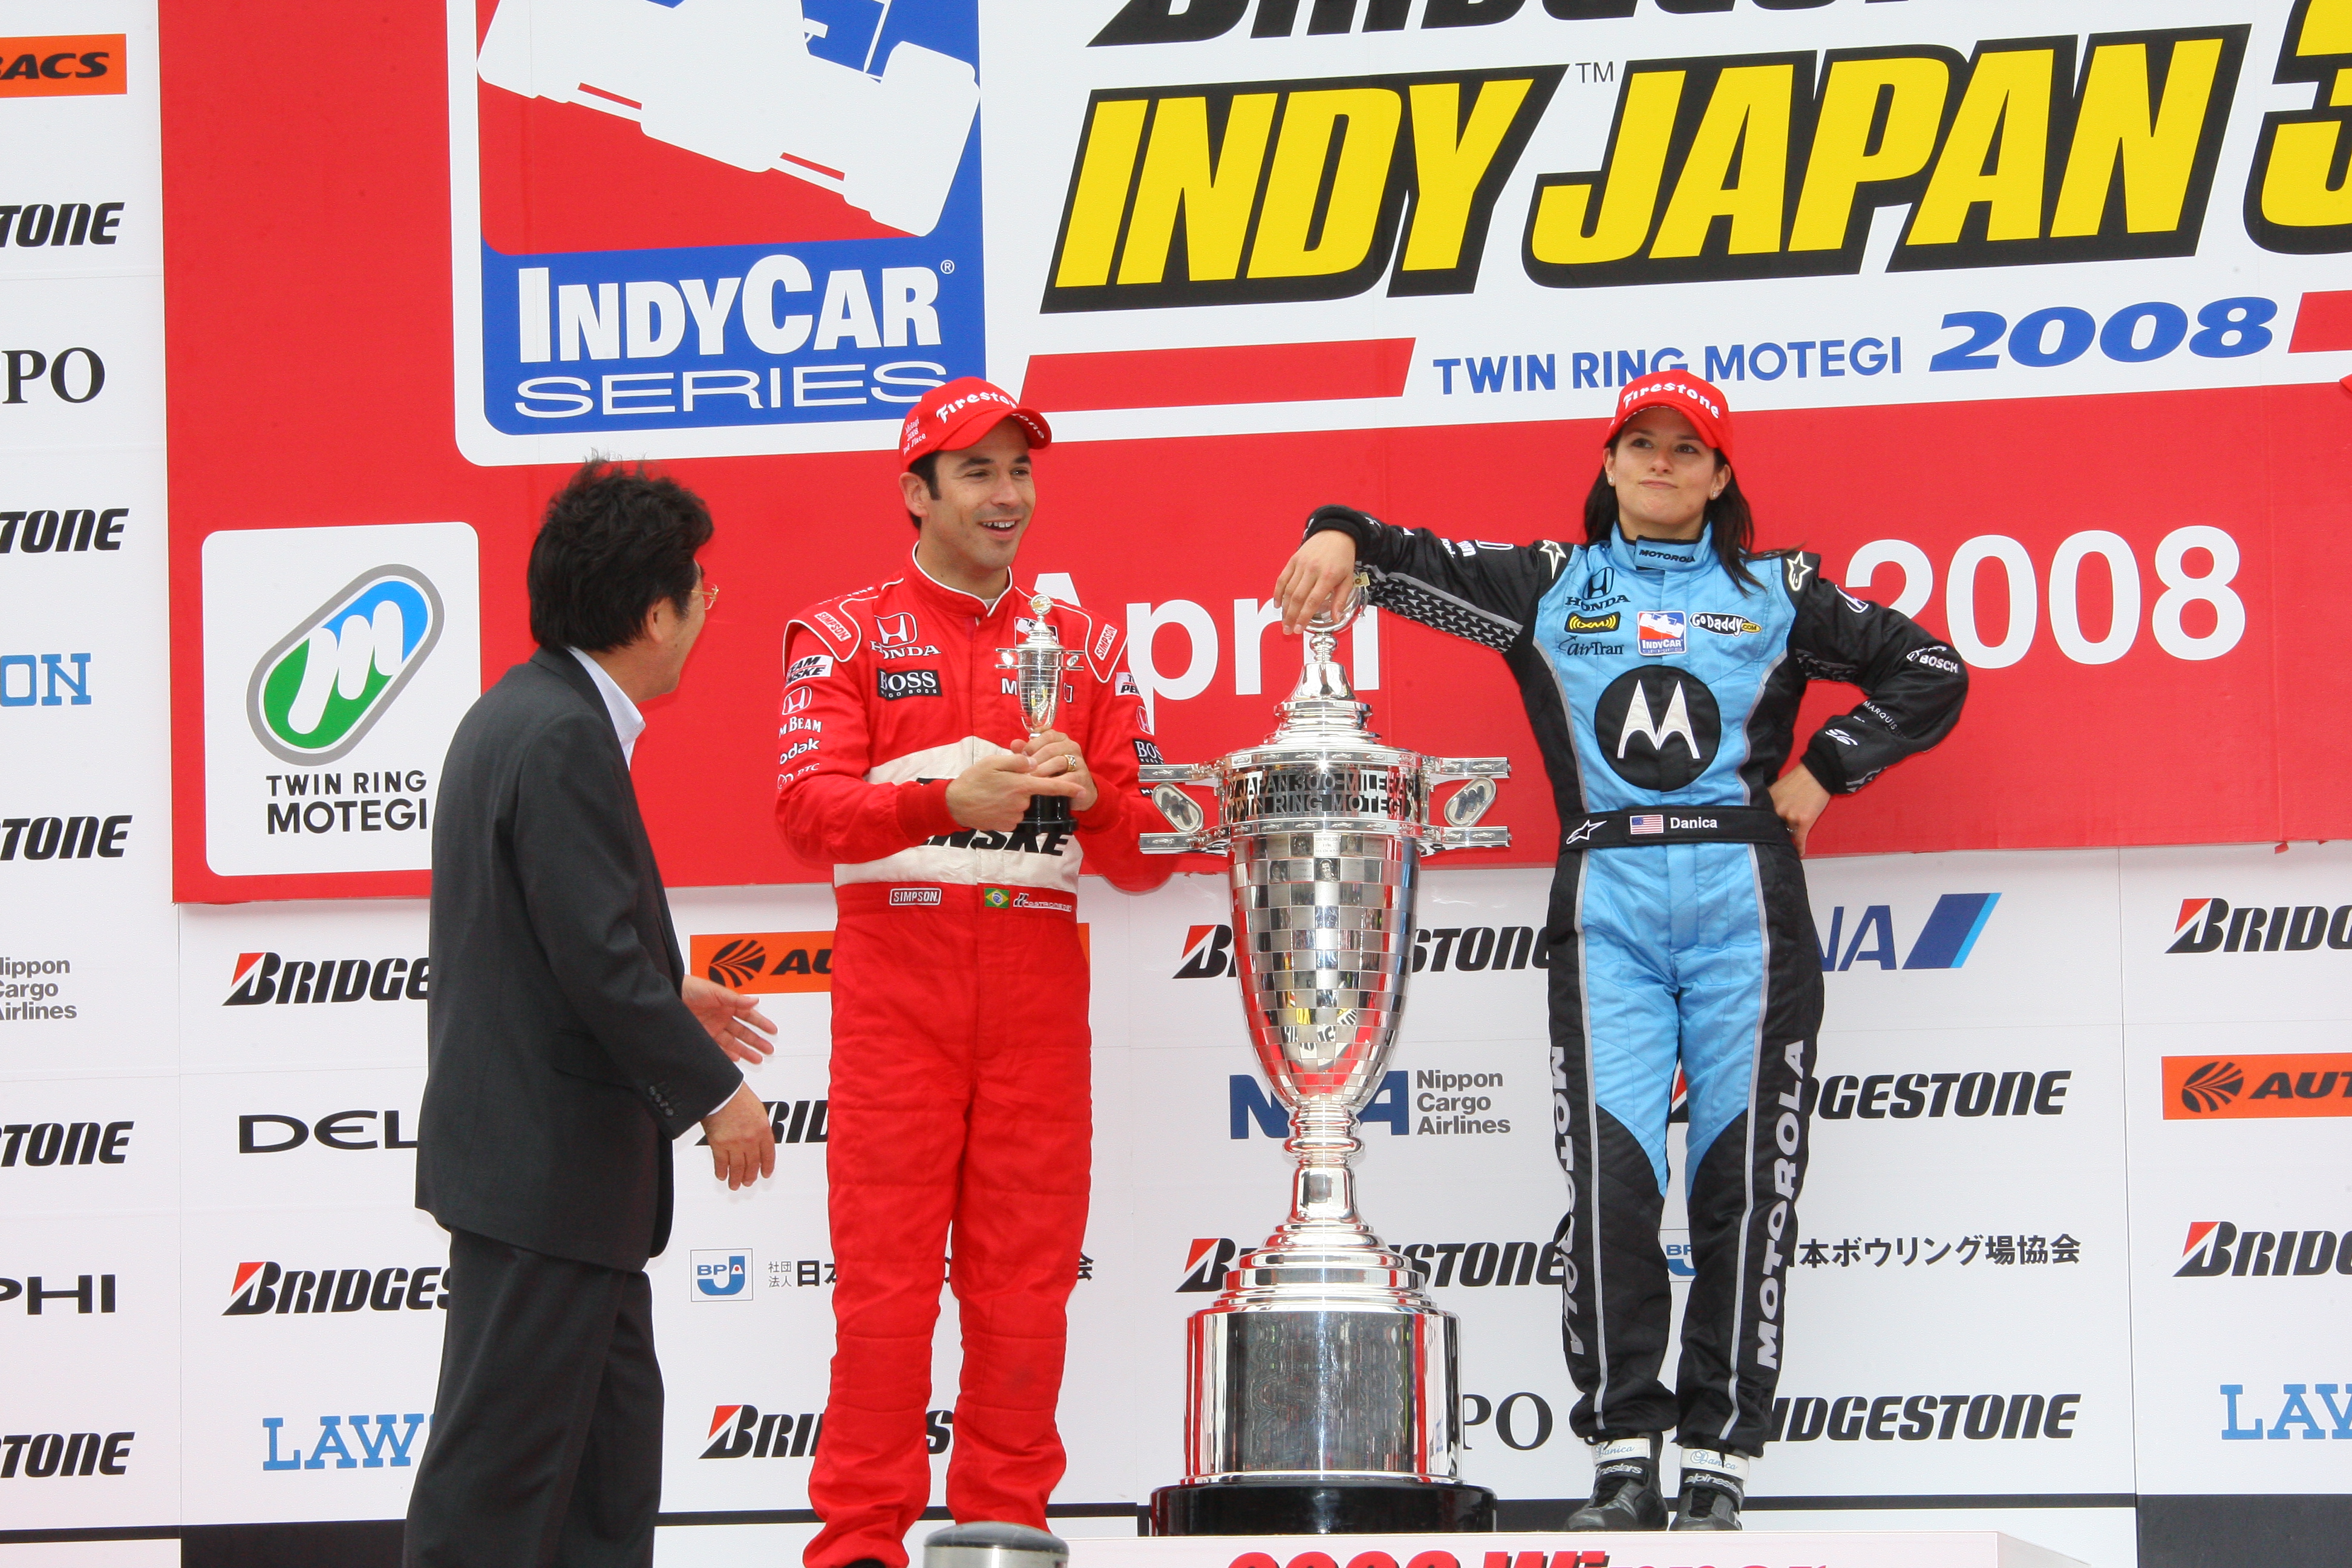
[1068,1532,2086,1568]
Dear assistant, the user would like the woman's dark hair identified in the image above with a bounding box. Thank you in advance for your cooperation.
[1582,440,1763,592]
[528,460,713,652]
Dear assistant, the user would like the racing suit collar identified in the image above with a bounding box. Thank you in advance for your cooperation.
[906,546,1019,619]
[1609,524,1714,575]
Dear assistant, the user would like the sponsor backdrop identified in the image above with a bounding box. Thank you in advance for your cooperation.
[3,1,2349,1566]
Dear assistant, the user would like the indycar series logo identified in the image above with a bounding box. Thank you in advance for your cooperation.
[456,0,985,454]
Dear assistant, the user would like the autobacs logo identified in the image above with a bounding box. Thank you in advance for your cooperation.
[223,952,429,1005]
[693,932,832,994]
[2176,1221,2352,1278]
[247,567,444,765]
[224,1260,446,1316]
[2167,897,2352,953]
[2163,1052,2352,1120]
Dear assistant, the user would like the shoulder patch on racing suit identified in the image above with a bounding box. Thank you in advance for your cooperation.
[786,583,884,661]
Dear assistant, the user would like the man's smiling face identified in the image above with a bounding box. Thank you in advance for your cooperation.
[906,419,1035,597]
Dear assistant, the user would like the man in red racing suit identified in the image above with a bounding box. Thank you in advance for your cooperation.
[775,378,1172,1568]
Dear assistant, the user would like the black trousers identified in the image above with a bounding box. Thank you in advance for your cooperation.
[403,1230,663,1568]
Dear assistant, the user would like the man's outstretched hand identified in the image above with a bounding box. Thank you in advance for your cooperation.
[682,973,778,1067]
[700,1082,776,1191]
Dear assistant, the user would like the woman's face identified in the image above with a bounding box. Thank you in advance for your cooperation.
[1602,407,1727,538]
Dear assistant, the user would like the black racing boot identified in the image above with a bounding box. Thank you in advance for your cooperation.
[1670,1446,1748,1530]
[1564,1434,1667,1530]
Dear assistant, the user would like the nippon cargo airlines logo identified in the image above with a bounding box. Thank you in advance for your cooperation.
[452,0,987,456]
[245,569,444,765]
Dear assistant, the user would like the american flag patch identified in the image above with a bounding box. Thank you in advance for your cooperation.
[1630,814,1665,835]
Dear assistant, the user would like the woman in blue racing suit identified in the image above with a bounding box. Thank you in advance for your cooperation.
[1271,371,1967,1532]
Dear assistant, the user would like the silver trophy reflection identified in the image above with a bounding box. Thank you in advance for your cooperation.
[1138,577,1509,1534]
[999,593,1085,826]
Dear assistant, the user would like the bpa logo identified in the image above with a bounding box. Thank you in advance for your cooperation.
[691,1250,752,1304]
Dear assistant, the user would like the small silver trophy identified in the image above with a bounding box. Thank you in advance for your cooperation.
[998,592,1085,826]
[1139,577,1509,1534]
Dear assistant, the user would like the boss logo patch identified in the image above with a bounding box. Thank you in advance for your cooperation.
[878,668,942,701]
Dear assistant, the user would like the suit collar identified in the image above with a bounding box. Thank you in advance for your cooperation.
[532,644,604,708]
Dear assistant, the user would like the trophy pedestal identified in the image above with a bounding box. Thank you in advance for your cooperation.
[1148,1476,1495,1535]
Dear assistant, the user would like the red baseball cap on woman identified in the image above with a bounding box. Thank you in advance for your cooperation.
[898,377,1053,468]
[1602,370,1734,460]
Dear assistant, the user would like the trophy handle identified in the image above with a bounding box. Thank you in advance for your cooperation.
[1139,763,1226,853]
[1420,757,1511,854]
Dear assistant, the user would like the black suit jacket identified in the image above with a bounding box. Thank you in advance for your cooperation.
[416,647,742,1272]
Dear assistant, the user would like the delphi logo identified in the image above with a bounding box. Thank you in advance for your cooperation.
[2163,1052,2352,1120]
[246,568,443,765]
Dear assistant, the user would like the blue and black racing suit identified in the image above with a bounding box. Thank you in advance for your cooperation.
[1304,506,1967,1455]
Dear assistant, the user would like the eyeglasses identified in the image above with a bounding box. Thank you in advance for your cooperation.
[692,581,719,613]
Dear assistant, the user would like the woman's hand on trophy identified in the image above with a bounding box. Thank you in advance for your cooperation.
[1275,525,1360,633]
[1021,730,1099,812]
[948,751,1086,831]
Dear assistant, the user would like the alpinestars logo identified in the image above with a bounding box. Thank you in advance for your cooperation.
[2167,898,2352,953]
[2177,1221,2352,1278]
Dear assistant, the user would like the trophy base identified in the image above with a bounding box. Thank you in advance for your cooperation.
[1022,794,1073,826]
[1148,1477,1496,1535]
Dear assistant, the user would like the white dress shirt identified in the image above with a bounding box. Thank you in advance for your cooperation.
[569,648,646,765]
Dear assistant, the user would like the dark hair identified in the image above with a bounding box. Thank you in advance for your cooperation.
[904,452,942,529]
[1582,440,1762,592]
[528,460,713,652]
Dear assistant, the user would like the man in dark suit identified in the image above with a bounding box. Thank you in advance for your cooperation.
[405,462,779,1567]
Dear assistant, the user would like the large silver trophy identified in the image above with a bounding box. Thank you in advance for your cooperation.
[1138,578,1509,1535]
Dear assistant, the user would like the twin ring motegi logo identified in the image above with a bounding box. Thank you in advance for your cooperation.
[246,567,444,765]
[456,0,988,452]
